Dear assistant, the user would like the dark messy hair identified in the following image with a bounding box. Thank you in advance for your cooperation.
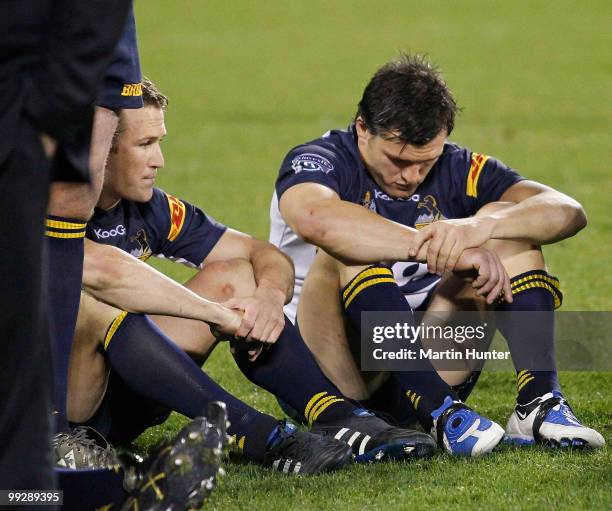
[356,53,458,145]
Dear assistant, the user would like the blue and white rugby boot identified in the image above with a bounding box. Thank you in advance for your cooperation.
[431,396,505,456]
[311,408,436,463]
[506,391,605,448]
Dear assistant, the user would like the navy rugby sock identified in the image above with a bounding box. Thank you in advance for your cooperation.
[44,215,87,432]
[496,270,561,404]
[104,312,278,462]
[232,318,357,426]
[342,265,459,430]
[57,466,126,510]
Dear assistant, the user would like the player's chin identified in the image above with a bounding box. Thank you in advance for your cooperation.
[134,187,155,203]
[389,188,415,199]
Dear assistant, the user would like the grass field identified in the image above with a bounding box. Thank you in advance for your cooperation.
[133,1,611,509]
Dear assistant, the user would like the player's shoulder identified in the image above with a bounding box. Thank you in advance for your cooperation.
[438,141,471,168]
[137,187,190,243]
[438,141,504,177]
[283,127,358,172]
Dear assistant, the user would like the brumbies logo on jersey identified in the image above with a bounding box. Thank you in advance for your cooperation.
[129,229,152,260]
[414,195,445,229]
[166,194,186,242]
[361,190,377,212]
[291,153,334,174]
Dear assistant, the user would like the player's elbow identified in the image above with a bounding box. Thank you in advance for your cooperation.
[295,207,328,245]
[565,199,587,235]
[82,245,124,291]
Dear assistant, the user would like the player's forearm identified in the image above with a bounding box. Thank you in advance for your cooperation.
[294,199,421,264]
[83,242,238,327]
[250,241,295,304]
[488,192,587,244]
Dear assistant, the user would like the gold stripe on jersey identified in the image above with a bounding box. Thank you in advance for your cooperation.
[466,152,490,198]
[166,194,186,242]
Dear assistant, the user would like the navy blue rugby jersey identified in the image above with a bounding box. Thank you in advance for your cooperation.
[276,124,524,223]
[270,124,525,320]
[88,188,227,267]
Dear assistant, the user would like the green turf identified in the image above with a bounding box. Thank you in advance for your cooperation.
[132,1,611,508]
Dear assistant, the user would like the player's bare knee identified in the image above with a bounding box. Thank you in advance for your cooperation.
[336,261,374,288]
[475,202,545,275]
[76,292,123,349]
[193,258,255,300]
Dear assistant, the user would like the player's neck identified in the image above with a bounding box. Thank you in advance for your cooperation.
[97,190,121,211]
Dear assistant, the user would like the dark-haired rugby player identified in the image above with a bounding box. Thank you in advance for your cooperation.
[269,53,604,455]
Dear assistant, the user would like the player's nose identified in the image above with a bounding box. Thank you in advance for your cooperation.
[151,144,165,169]
[399,164,420,184]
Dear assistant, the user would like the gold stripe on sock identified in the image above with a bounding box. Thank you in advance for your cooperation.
[511,272,560,289]
[44,230,86,239]
[103,311,128,350]
[310,398,346,425]
[414,396,421,410]
[512,281,562,309]
[517,376,535,392]
[304,392,328,422]
[342,267,393,302]
[344,278,397,308]
[517,371,533,387]
[307,395,339,425]
[45,218,87,230]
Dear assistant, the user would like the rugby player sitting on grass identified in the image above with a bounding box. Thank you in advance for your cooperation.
[269,53,605,455]
[65,77,437,475]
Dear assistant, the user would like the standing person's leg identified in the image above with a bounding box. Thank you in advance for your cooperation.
[0,120,54,489]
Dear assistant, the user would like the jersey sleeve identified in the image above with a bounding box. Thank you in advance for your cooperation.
[97,1,143,110]
[275,143,354,201]
[462,151,526,213]
[144,189,227,267]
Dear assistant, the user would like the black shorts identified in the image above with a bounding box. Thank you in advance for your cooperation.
[74,369,171,446]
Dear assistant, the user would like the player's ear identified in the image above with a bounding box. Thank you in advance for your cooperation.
[355,117,369,139]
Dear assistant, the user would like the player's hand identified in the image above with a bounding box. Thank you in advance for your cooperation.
[222,286,286,346]
[408,217,496,274]
[209,307,266,362]
[209,307,242,338]
[454,248,513,305]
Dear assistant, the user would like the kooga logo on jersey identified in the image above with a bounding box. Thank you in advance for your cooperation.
[94,225,126,239]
